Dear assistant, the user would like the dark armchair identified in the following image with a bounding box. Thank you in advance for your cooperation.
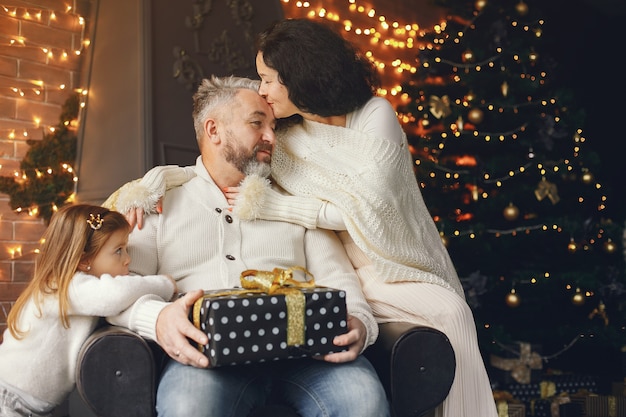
[76,322,455,417]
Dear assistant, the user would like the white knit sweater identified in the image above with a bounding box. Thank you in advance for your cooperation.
[271,119,464,297]
[0,272,174,408]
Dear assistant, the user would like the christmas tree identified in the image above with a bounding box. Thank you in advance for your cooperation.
[0,94,79,223]
[397,0,625,376]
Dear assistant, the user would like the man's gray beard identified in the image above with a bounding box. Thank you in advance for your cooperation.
[244,160,271,179]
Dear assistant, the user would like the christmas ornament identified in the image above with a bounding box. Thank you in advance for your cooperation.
[503,203,520,221]
[505,288,520,307]
[571,287,585,306]
[468,108,484,124]
[581,170,594,184]
[421,116,430,128]
[603,238,616,254]
[535,177,560,204]
[588,301,609,326]
[462,49,474,63]
[501,81,509,97]
[475,0,487,11]
[440,231,449,247]
[428,95,452,119]
[515,1,529,16]
[567,238,577,253]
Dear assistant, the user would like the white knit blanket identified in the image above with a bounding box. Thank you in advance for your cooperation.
[272,120,464,298]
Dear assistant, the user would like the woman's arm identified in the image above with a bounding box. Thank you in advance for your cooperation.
[231,174,347,230]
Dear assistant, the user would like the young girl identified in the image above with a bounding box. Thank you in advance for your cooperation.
[0,204,176,417]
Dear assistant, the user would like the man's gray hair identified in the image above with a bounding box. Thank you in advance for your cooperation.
[192,75,261,141]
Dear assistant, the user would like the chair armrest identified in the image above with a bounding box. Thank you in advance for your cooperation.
[75,325,157,417]
[365,323,456,417]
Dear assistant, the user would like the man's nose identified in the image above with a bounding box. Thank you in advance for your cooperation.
[263,129,276,144]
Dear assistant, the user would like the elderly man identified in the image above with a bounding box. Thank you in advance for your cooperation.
[107,76,388,417]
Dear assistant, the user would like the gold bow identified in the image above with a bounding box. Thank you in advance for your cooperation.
[240,266,315,346]
[535,177,560,204]
[490,342,543,384]
[193,267,316,348]
[429,95,452,119]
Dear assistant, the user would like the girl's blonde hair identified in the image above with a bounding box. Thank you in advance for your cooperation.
[7,204,131,339]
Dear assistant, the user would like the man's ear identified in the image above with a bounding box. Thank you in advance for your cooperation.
[205,119,220,143]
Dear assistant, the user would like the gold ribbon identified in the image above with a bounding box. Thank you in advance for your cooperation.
[496,401,508,417]
[192,266,316,349]
[541,381,556,399]
[490,342,543,384]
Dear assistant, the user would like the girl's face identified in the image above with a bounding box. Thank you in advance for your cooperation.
[89,229,131,277]
[256,52,300,119]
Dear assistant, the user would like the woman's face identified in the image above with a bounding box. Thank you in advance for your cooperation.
[256,52,299,119]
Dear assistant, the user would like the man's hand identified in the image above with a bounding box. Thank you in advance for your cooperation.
[155,289,210,368]
[320,315,367,363]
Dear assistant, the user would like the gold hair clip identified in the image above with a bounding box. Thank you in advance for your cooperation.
[87,213,104,230]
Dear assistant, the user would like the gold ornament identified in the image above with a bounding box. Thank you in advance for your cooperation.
[528,49,539,63]
[501,81,509,97]
[567,238,577,253]
[465,90,476,102]
[421,116,430,128]
[581,170,594,184]
[505,289,520,307]
[468,108,484,124]
[571,287,585,306]
[429,95,452,119]
[475,0,487,11]
[515,0,529,16]
[503,203,520,221]
[440,231,449,247]
[462,49,474,63]
[535,177,560,204]
[603,239,616,254]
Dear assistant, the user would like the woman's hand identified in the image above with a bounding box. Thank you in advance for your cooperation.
[222,186,240,206]
[125,198,163,230]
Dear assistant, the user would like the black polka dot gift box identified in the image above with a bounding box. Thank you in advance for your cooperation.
[190,267,348,368]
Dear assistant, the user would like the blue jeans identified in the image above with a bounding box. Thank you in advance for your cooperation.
[156,356,390,417]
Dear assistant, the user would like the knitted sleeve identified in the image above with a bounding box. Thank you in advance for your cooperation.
[233,174,324,229]
[103,165,196,214]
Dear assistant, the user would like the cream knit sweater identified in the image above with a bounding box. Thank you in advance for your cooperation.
[270,119,464,297]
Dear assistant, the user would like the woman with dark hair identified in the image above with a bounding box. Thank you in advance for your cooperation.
[106,18,498,417]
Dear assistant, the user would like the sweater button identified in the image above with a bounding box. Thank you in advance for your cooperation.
[226,254,235,261]
[225,215,233,223]
[215,207,222,213]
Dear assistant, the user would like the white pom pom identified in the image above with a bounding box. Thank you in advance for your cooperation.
[233,175,271,220]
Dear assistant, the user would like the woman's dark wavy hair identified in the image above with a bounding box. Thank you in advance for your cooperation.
[256,18,381,118]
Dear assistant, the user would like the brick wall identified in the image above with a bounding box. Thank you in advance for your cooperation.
[0,1,91,341]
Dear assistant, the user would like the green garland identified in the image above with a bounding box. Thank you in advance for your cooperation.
[0,94,78,223]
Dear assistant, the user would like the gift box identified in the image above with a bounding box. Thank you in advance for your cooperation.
[495,401,525,417]
[490,342,543,385]
[191,279,348,368]
[584,394,626,417]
